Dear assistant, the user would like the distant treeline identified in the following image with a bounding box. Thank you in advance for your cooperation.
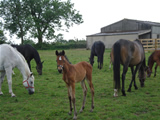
[1,39,87,50]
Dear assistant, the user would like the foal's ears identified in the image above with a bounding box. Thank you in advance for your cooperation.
[55,50,58,56]
[62,50,65,55]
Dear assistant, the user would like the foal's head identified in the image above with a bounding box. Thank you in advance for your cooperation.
[36,61,44,75]
[55,50,66,73]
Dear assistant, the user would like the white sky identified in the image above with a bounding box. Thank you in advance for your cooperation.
[5,0,160,44]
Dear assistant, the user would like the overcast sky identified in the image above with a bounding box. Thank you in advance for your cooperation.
[6,0,160,44]
[62,0,160,40]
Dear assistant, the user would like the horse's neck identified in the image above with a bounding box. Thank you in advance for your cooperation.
[16,53,31,80]
[63,60,71,73]
[149,62,154,72]
[148,56,154,72]
[33,51,41,64]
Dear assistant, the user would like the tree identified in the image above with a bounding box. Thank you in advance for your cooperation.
[26,0,83,43]
[0,0,83,44]
[0,21,7,44]
[0,0,30,44]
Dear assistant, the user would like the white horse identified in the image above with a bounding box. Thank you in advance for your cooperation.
[0,44,35,97]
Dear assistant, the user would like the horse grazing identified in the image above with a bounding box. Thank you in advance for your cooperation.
[89,41,105,69]
[0,44,35,97]
[147,50,160,77]
[111,39,147,96]
[11,44,44,75]
[56,50,94,120]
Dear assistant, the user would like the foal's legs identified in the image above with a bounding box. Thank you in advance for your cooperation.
[5,67,16,97]
[69,84,77,120]
[154,60,160,77]
[80,80,87,113]
[68,87,73,115]
[0,71,6,95]
[86,75,94,112]
[154,63,158,77]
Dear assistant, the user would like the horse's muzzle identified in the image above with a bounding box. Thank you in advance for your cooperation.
[58,69,62,73]
[29,90,34,95]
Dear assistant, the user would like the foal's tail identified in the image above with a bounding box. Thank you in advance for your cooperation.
[113,42,121,91]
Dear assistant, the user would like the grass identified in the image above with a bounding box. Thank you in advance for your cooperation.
[0,49,160,120]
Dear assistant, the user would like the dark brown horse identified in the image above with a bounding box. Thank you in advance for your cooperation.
[147,50,160,77]
[11,44,44,75]
[89,41,105,69]
[111,39,147,96]
[55,50,94,120]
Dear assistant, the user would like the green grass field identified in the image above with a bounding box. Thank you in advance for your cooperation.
[0,49,160,120]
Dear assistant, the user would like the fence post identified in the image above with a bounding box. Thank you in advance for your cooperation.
[155,39,157,50]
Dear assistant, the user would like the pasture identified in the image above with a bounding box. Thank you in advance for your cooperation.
[0,49,160,120]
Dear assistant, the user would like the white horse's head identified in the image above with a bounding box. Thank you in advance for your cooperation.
[23,73,35,95]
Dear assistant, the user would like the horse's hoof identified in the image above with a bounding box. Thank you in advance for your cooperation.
[11,94,16,97]
[127,89,131,92]
[90,109,93,112]
[135,87,138,90]
[122,94,126,96]
[0,92,3,95]
[73,116,77,120]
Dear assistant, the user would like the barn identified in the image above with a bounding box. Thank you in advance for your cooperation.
[86,18,160,49]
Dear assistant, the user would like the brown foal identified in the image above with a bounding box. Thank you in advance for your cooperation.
[55,50,94,120]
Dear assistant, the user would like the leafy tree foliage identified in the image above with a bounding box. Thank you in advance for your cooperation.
[0,0,30,44]
[0,0,83,44]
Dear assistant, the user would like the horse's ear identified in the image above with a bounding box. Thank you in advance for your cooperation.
[41,61,44,64]
[30,73,33,77]
[55,50,58,56]
[62,50,65,55]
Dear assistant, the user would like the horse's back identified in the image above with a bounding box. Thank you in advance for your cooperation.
[73,61,92,82]
[0,44,19,69]
[91,41,105,55]
[112,39,145,66]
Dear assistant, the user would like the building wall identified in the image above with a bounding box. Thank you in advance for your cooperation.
[152,26,160,38]
[86,34,138,49]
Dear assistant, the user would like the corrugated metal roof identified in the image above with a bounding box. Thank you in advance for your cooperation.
[86,29,151,37]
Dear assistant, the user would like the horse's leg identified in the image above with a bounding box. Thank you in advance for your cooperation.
[86,75,94,112]
[127,67,135,92]
[128,65,140,92]
[70,84,77,120]
[97,56,100,69]
[154,60,160,77]
[121,65,129,96]
[154,63,158,77]
[80,80,87,113]
[5,67,16,97]
[68,86,73,115]
[0,71,6,95]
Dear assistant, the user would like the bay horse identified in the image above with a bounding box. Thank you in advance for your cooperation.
[111,39,147,96]
[11,44,44,75]
[0,44,35,97]
[56,50,94,120]
[147,50,160,77]
[89,41,105,69]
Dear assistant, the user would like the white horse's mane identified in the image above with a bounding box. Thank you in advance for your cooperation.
[12,47,31,75]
